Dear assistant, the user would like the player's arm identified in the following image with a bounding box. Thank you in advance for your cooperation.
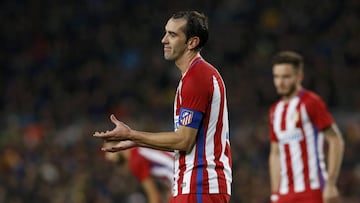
[269,141,280,202]
[324,124,344,185]
[322,123,344,202]
[95,114,198,153]
[130,125,197,153]
[141,177,162,203]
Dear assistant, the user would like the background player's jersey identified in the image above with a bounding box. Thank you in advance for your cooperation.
[173,57,232,196]
[129,147,174,185]
[269,90,334,195]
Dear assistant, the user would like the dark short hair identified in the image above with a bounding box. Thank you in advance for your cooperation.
[171,10,209,52]
[271,51,304,72]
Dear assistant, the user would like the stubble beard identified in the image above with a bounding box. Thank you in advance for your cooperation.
[164,52,175,61]
[279,83,297,98]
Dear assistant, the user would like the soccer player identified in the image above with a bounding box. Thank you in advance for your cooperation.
[93,10,232,203]
[268,51,344,203]
[105,147,174,203]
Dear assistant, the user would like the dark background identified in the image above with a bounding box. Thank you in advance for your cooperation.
[0,0,359,202]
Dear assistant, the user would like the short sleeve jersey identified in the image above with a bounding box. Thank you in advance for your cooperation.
[172,57,232,196]
[128,147,174,184]
[269,90,334,195]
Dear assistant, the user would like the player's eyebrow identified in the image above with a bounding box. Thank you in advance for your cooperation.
[165,29,178,36]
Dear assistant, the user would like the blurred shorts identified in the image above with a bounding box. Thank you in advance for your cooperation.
[277,189,323,203]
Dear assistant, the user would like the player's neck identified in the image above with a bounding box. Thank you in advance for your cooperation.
[175,51,201,75]
[282,85,303,103]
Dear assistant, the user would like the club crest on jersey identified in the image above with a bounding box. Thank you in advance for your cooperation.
[181,110,194,126]
[290,111,300,125]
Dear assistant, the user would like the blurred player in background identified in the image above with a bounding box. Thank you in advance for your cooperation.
[105,147,173,203]
[268,51,344,203]
[94,10,232,203]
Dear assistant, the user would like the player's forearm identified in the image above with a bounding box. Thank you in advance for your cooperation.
[269,152,280,192]
[129,130,190,152]
[142,178,161,203]
[327,134,344,184]
[325,125,345,184]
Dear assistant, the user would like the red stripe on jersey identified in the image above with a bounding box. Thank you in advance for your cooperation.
[175,89,181,115]
[128,148,151,182]
[281,103,288,130]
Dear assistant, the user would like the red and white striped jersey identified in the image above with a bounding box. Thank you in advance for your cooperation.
[129,147,174,185]
[173,57,232,196]
[269,90,334,195]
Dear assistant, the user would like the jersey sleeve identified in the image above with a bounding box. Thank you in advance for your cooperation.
[306,94,334,131]
[269,106,278,142]
[180,71,211,113]
[178,70,209,129]
[128,148,151,182]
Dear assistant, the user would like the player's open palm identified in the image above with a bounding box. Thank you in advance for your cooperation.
[93,114,131,142]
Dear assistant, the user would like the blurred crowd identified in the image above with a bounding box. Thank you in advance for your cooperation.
[0,0,359,202]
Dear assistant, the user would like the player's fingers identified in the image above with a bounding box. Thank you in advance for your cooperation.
[93,131,113,138]
[102,146,120,152]
[110,114,121,125]
[93,131,103,137]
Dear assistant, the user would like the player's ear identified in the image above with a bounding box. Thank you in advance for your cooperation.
[187,36,200,50]
[298,70,304,82]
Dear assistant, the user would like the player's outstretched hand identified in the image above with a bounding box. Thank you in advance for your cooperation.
[102,140,137,152]
[93,114,131,142]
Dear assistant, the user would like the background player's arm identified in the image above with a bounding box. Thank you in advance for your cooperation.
[322,124,344,202]
[324,124,344,184]
[269,141,281,194]
[141,177,162,203]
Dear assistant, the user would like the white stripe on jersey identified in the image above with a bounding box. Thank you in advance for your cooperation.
[173,150,180,196]
[220,95,232,194]
[279,145,288,194]
[287,98,305,193]
[210,76,232,194]
[206,76,221,194]
[138,148,174,169]
[151,166,174,184]
[181,145,196,194]
[273,101,284,134]
[273,102,289,194]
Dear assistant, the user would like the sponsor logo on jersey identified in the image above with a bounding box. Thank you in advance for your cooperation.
[277,128,304,144]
